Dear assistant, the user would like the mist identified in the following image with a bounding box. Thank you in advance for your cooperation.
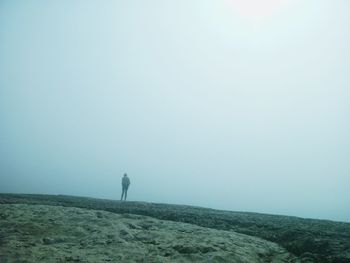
[1,0,349,222]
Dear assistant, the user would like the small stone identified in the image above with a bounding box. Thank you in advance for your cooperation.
[119,229,129,236]
[96,211,103,218]
[42,237,55,245]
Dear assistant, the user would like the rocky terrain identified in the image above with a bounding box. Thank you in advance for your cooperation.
[0,203,294,263]
[0,194,349,262]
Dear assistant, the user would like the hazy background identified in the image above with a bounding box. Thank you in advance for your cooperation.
[1,0,349,222]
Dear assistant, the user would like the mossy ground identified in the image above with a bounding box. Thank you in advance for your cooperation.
[0,194,349,262]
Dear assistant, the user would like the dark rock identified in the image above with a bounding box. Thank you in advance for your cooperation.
[173,244,198,254]
[96,211,103,218]
[42,237,55,245]
[119,229,129,236]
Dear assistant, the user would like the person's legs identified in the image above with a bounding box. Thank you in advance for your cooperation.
[121,188,125,201]
[124,188,128,201]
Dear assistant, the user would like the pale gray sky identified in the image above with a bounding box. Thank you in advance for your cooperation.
[1,0,349,222]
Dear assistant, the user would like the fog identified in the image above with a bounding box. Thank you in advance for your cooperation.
[1,0,349,222]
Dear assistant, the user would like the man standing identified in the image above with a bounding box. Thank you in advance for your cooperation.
[121,173,130,201]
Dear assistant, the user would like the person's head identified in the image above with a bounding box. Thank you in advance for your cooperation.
[124,173,127,177]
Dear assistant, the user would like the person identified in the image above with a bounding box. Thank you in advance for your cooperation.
[121,173,130,201]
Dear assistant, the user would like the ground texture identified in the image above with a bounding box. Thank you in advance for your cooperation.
[0,204,294,263]
[0,194,349,262]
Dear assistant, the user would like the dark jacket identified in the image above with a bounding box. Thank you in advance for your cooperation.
[122,176,130,188]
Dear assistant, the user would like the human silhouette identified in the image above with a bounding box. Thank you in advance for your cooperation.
[121,173,130,201]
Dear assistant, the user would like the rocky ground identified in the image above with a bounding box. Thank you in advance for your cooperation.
[0,194,349,262]
[0,203,295,263]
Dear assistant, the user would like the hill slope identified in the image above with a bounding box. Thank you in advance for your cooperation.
[0,203,294,263]
[1,194,349,262]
